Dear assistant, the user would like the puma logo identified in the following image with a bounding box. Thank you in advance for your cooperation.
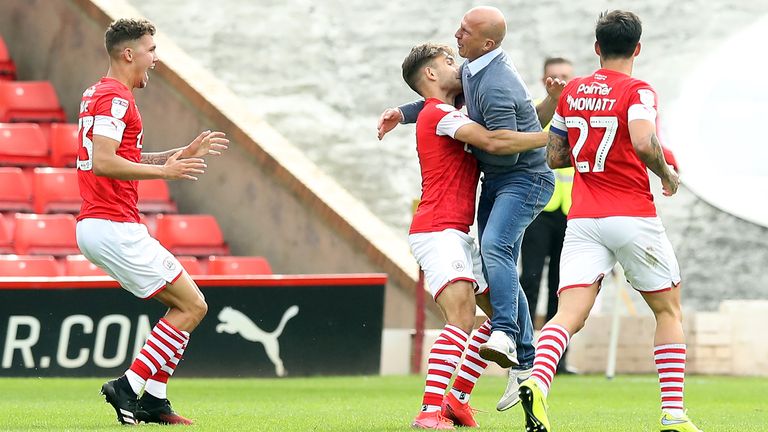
[216,305,299,377]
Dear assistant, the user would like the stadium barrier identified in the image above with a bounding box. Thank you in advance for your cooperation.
[0,274,385,377]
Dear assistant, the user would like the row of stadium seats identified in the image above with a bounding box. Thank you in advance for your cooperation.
[0,213,229,256]
[0,167,177,214]
[0,122,78,167]
[0,254,272,277]
[0,81,66,130]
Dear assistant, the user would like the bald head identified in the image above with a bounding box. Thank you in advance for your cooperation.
[455,6,507,60]
[465,6,506,45]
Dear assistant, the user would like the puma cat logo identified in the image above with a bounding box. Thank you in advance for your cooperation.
[216,305,299,377]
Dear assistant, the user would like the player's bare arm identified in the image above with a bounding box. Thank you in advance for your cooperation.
[628,119,680,196]
[92,134,207,181]
[546,130,571,168]
[453,123,547,155]
[535,77,566,127]
[140,130,229,164]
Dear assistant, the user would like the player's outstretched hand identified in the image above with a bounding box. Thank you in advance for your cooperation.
[163,150,207,181]
[545,77,567,100]
[377,108,402,140]
[182,130,230,159]
[661,169,680,196]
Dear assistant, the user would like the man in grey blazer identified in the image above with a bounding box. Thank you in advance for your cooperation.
[379,6,559,410]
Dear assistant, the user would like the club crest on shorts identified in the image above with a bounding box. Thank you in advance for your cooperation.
[452,260,465,272]
[162,256,177,271]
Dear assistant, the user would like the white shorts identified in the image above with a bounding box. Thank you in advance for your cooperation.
[559,217,681,294]
[76,218,184,299]
[408,228,489,299]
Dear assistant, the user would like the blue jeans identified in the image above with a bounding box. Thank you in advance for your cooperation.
[477,170,554,367]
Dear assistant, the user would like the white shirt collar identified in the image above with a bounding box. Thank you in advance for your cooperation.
[466,47,503,76]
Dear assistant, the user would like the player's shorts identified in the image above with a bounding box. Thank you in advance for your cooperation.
[559,216,681,294]
[76,218,184,299]
[408,228,489,299]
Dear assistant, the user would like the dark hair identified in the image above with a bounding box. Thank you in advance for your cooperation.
[595,10,642,59]
[105,18,156,58]
[401,43,454,95]
[543,57,572,73]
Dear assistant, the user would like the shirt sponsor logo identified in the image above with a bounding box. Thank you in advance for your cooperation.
[111,97,129,119]
[576,82,612,96]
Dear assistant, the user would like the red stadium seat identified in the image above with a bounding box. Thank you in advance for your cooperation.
[176,256,203,276]
[0,81,66,123]
[0,214,14,254]
[32,167,81,213]
[63,254,108,277]
[0,255,60,277]
[13,213,78,256]
[0,37,17,81]
[49,123,79,167]
[0,123,50,166]
[207,255,272,275]
[155,214,229,256]
[138,179,177,213]
[0,167,32,212]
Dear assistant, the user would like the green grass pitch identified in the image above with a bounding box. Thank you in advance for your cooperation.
[0,375,765,431]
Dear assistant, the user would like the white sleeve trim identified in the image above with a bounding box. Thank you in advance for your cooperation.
[628,104,657,122]
[436,110,476,138]
[92,115,126,142]
[551,111,567,133]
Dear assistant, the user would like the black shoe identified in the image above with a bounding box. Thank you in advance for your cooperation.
[100,376,138,425]
[135,392,194,425]
[556,364,579,375]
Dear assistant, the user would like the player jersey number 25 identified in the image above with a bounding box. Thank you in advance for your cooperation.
[566,115,618,174]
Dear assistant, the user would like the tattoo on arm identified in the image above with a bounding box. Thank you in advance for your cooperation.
[546,133,571,168]
[140,149,177,165]
[637,133,669,180]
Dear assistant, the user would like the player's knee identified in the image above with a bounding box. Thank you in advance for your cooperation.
[444,303,476,334]
[191,296,208,322]
[556,310,588,333]
[653,303,682,322]
[480,241,508,263]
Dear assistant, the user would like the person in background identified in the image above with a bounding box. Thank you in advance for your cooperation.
[518,57,577,377]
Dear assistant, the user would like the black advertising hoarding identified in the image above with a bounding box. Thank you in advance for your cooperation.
[0,275,386,377]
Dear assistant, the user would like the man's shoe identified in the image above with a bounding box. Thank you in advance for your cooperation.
[135,393,194,425]
[411,410,455,429]
[496,366,533,411]
[478,331,518,368]
[556,364,579,375]
[100,376,138,425]
[442,393,479,427]
[518,379,550,432]
[659,410,703,432]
